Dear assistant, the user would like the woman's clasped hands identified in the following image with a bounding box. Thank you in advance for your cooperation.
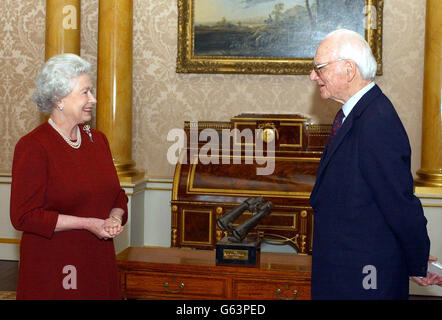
[86,208,124,240]
[102,208,125,240]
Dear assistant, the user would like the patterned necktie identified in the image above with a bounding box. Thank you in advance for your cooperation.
[327,109,344,147]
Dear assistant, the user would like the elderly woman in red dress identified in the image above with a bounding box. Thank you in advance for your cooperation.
[10,53,128,299]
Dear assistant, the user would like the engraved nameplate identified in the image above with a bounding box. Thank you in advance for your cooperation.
[223,249,249,261]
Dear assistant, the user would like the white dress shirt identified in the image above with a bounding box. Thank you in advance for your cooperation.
[341,82,375,124]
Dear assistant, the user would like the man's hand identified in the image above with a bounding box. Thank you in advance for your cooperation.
[411,256,442,286]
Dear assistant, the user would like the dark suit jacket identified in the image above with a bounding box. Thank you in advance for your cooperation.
[309,85,430,300]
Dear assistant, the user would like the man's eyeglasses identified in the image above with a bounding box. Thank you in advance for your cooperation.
[312,58,346,74]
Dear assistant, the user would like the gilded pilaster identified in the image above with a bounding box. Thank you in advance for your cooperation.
[44,0,81,123]
[96,0,143,183]
[415,0,442,193]
[45,0,81,60]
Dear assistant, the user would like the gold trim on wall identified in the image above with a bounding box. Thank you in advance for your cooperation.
[0,238,20,244]
[422,204,442,208]
[414,186,442,196]
[146,187,173,191]
[148,180,174,184]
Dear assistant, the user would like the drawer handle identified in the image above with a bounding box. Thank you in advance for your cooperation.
[276,285,298,300]
[163,278,185,294]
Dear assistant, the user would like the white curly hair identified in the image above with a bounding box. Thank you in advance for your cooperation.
[33,53,91,114]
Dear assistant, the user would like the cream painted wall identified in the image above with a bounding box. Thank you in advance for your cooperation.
[0,0,428,180]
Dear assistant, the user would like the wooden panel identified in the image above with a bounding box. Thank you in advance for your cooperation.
[188,158,319,196]
[233,278,310,300]
[181,208,213,246]
[278,123,304,150]
[125,272,229,299]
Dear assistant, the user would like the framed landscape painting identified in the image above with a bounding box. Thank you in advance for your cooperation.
[177,0,383,75]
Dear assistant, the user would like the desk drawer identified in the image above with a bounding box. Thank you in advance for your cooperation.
[125,271,229,299]
[233,278,310,300]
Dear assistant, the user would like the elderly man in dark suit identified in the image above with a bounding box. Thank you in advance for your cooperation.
[309,29,440,300]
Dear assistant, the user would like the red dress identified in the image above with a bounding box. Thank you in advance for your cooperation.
[10,122,128,300]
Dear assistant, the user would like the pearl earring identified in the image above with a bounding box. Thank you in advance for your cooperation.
[58,105,64,111]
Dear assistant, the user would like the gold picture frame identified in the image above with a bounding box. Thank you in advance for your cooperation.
[177,0,383,75]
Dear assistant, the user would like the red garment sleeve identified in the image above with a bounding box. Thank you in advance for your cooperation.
[113,189,129,226]
[99,131,129,226]
[10,137,59,239]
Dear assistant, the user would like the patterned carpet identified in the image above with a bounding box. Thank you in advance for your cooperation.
[0,291,16,300]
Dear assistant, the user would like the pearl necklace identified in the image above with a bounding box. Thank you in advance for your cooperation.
[48,118,81,149]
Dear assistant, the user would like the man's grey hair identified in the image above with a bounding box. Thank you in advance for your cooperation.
[325,29,377,81]
[33,53,91,114]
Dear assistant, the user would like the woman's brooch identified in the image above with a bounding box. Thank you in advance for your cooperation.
[83,125,93,142]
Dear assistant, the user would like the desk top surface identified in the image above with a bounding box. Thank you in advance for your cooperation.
[117,247,311,274]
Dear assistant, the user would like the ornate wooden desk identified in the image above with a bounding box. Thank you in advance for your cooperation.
[171,114,329,254]
[117,247,312,300]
